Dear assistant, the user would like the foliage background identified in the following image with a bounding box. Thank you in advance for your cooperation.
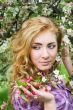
[0,0,73,109]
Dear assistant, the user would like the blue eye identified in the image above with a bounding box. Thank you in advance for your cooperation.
[47,45,56,49]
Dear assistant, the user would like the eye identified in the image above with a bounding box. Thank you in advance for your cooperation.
[31,46,41,50]
[47,45,56,49]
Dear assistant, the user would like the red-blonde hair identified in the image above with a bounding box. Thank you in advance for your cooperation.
[11,16,63,81]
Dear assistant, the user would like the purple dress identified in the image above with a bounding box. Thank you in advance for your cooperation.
[11,81,73,110]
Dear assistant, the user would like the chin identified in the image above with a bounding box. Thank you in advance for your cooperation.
[38,67,51,72]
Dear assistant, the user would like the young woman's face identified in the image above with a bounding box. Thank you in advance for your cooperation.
[30,30,58,73]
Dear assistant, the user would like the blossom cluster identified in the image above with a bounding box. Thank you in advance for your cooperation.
[16,72,50,101]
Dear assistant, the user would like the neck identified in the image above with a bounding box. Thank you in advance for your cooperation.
[40,70,50,76]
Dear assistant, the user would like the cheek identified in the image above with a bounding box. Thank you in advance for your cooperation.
[30,51,41,68]
[30,51,40,62]
[51,50,57,59]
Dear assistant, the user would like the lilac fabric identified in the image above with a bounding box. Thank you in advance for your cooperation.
[12,82,73,110]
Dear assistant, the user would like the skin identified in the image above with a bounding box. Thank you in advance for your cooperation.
[62,44,73,76]
[20,30,58,110]
[30,30,58,74]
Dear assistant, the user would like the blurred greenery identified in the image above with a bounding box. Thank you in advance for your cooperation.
[0,86,8,105]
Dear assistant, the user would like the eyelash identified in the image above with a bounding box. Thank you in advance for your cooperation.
[31,46,40,50]
[32,45,56,50]
[47,45,56,49]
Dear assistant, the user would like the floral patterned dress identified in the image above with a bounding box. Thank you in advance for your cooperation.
[11,81,73,110]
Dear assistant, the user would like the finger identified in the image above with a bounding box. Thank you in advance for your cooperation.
[19,86,33,97]
[28,83,39,95]
[41,86,51,92]
[32,82,43,89]
[28,84,47,97]
[28,84,54,102]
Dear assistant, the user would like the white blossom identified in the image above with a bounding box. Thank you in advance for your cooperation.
[37,72,41,75]
[0,40,9,53]
[63,35,71,45]
[63,3,72,15]
[69,80,73,89]
[60,25,65,31]
[53,69,59,75]
[58,75,64,80]
[68,21,72,25]
[53,69,60,78]
[56,55,61,62]
[42,76,47,82]
[53,69,64,81]
[67,29,73,36]
[61,17,66,23]
[38,0,42,2]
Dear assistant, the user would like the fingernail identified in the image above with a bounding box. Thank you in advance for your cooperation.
[32,91,37,95]
[45,88,48,92]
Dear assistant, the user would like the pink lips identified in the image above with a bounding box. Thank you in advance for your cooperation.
[40,61,51,63]
[40,61,51,66]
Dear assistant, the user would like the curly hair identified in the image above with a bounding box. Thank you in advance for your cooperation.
[11,16,63,81]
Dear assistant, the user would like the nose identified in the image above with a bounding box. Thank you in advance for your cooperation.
[42,48,49,59]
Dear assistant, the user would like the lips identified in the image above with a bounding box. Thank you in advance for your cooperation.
[40,61,51,66]
[40,61,51,63]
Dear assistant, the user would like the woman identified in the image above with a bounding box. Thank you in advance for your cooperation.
[11,16,73,110]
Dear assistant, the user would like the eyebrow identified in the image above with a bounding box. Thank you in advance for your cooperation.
[32,42,56,45]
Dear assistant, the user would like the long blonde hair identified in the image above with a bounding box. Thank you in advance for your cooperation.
[11,16,63,81]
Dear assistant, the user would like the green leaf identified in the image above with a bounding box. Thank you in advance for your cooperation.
[16,80,28,87]
[35,79,41,83]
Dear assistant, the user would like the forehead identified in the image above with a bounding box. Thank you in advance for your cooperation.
[32,30,57,44]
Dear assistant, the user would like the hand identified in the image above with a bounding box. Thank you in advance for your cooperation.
[19,84,55,103]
